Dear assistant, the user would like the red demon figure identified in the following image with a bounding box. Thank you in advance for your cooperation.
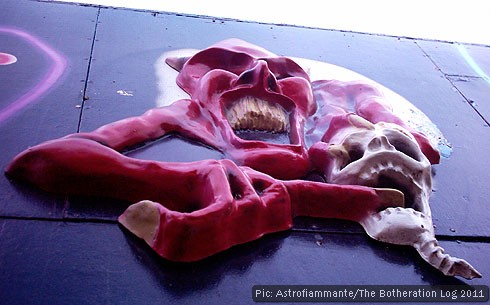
[5,39,480,279]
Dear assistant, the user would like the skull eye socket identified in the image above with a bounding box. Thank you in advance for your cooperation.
[348,145,364,164]
[338,144,364,170]
[386,135,421,161]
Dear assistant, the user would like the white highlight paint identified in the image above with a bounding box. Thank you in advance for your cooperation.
[116,90,134,96]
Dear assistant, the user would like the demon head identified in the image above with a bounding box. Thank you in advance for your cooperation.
[167,39,315,146]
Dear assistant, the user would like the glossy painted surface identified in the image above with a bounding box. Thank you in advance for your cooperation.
[9,35,464,273]
[1,0,489,303]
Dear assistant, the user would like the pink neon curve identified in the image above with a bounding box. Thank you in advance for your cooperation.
[0,27,67,124]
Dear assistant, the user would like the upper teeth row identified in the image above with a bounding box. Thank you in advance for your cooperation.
[225,96,289,133]
[364,162,423,190]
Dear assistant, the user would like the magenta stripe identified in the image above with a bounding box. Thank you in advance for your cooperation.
[0,27,68,123]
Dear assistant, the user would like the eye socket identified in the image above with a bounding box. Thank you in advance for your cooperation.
[337,145,364,171]
[386,135,421,161]
[260,57,310,81]
[235,69,254,86]
[348,145,364,164]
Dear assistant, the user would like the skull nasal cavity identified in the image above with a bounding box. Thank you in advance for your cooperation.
[367,135,393,151]
[235,60,279,91]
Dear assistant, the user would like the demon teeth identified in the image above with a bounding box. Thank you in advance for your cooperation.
[225,96,289,133]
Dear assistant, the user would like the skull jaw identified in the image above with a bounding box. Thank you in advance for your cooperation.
[328,151,432,214]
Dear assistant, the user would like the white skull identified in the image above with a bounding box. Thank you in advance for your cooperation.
[321,114,481,279]
[324,114,432,216]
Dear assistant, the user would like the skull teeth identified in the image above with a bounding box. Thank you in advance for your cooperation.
[225,96,289,133]
[368,164,428,210]
[334,159,428,211]
[368,164,423,191]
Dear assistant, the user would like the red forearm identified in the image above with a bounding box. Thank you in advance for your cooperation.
[67,104,186,151]
[283,180,404,222]
[5,137,209,211]
[68,100,220,152]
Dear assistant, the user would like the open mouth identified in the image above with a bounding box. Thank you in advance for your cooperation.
[225,96,290,143]
[373,172,417,209]
[333,160,427,211]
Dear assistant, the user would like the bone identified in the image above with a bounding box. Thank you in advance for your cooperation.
[118,200,160,247]
[415,236,482,279]
[326,117,481,278]
[360,207,481,279]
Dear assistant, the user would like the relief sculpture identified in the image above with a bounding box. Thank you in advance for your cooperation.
[5,39,481,279]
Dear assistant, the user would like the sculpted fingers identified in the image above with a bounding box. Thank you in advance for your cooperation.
[118,160,292,262]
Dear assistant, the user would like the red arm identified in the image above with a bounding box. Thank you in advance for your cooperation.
[242,167,403,224]
[312,80,440,164]
[351,82,440,164]
[283,180,403,223]
[6,136,402,261]
[67,99,220,152]
[6,140,293,262]
[5,137,220,210]
[5,99,223,206]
